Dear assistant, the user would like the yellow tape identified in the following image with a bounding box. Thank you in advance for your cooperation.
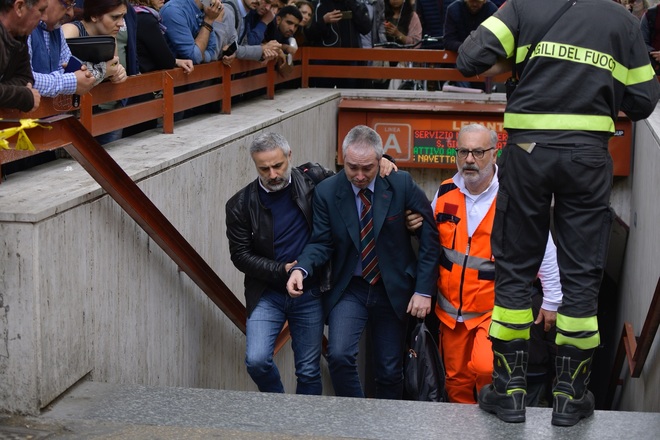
[0,119,51,151]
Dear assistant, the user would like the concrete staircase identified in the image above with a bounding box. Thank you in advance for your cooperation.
[1,381,659,439]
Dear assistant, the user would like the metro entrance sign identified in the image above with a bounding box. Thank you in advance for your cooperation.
[337,99,632,176]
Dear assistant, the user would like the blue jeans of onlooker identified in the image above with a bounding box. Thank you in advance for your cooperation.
[327,277,406,399]
[245,287,324,395]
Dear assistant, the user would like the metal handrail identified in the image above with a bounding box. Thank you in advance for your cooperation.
[605,276,660,408]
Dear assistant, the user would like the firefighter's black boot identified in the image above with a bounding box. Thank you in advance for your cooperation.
[552,345,595,427]
[478,338,528,423]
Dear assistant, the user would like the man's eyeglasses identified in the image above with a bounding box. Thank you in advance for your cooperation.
[456,148,494,159]
[59,0,76,9]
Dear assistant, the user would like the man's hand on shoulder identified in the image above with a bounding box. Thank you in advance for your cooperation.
[378,156,398,177]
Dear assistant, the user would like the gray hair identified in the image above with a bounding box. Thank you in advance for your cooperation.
[249,132,291,156]
[342,125,383,160]
[457,123,498,149]
[1,0,40,13]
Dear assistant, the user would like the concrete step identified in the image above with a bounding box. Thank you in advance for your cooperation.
[1,381,659,439]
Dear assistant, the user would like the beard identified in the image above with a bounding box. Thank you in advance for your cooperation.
[260,163,292,192]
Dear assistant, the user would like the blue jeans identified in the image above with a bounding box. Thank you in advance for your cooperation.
[245,287,324,395]
[327,277,406,399]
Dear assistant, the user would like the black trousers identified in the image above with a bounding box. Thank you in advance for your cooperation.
[491,141,613,321]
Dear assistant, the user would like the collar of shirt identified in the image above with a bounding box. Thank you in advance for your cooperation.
[236,0,249,18]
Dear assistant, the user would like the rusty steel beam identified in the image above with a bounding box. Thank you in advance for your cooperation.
[58,115,248,333]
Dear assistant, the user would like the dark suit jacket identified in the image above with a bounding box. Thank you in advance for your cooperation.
[296,170,440,321]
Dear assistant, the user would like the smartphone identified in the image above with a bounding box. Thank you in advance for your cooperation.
[341,10,353,20]
[222,40,238,57]
[64,55,83,73]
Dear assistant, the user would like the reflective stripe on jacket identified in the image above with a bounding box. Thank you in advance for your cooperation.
[434,180,495,330]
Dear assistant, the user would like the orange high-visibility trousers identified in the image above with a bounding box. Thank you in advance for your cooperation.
[440,319,492,404]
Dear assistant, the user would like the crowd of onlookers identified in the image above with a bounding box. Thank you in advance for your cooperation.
[2,0,660,125]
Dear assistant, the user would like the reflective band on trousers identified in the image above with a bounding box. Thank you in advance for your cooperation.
[489,305,533,341]
[555,313,601,350]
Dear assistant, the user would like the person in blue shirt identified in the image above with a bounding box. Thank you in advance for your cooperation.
[160,0,221,64]
[28,0,96,98]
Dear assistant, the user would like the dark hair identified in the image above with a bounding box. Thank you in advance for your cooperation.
[83,0,128,21]
[384,0,414,40]
[0,0,40,14]
[278,4,302,21]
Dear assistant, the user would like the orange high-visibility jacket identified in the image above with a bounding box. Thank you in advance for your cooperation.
[434,180,496,331]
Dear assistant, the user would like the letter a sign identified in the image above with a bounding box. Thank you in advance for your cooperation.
[374,123,411,161]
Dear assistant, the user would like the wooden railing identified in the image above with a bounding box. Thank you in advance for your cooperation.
[300,47,508,87]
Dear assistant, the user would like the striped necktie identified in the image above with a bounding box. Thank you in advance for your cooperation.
[359,188,380,285]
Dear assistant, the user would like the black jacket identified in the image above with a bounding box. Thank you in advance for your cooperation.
[0,22,35,112]
[225,165,333,317]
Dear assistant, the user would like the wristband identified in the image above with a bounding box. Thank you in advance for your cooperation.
[201,22,213,32]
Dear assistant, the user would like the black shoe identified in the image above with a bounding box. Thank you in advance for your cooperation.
[551,345,596,427]
[478,339,529,423]
[552,388,595,426]
[479,383,526,423]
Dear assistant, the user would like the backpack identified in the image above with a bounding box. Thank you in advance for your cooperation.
[297,161,334,185]
[403,320,448,402]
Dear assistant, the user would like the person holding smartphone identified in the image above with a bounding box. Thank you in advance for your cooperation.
[305,0,371,87]
[159,0,222,65]
[28,0,96,99]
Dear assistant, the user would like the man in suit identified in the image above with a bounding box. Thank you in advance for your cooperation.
[287,125,440,399]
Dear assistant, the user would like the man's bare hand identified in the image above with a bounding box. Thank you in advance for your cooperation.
[261,40,282,61]
[176,58,194,73]
[203,0,222,21]
[286,269,305,298]
[406,294,431,319]
[324,9,342,24]
[378,157,398,177]
[535,308,557,332]
[27,83,40,112]
[74,67,96,94]
[405,210,423,232]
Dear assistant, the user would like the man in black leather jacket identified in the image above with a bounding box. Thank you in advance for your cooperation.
[225,132,396,395]
[225,132,331,395]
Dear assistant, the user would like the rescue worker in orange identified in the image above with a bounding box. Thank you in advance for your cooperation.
[408,123,562,403]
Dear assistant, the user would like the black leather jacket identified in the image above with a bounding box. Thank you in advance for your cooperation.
[225,165,333,317]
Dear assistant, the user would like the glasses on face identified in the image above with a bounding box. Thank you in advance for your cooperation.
[456,147,494,159]
[59,0,76,9]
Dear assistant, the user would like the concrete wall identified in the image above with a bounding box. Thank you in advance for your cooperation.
[614,114,660,412]
[0,89,341,414]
